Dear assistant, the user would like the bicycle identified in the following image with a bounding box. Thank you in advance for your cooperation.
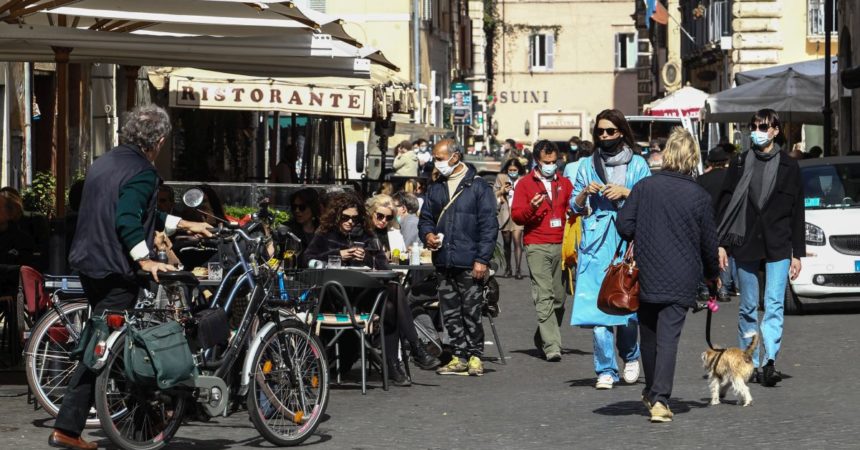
[93,190,329,449]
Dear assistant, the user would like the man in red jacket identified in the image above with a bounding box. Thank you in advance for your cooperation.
[512,140,574,361]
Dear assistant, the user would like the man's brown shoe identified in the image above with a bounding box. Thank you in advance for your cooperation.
[49,430,97,450]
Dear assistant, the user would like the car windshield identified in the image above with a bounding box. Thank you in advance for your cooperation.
[801,162,860,209]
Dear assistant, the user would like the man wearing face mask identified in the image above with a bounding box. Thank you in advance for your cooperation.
[419,139,498,376]
[511,140,574,361]
[716,108,804,387]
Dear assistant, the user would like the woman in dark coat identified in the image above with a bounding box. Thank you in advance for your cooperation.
[616,127,721,423]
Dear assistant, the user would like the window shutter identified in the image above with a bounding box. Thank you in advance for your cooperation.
[626,34,637,68]
[614,34,621,69]
[309,0,326,13]
[546,34,555,70]
[529,35,536,69]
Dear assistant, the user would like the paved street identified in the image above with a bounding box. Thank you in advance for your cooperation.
[2,276,859,449]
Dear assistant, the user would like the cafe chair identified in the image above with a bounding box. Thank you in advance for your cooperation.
[310,269,390,394]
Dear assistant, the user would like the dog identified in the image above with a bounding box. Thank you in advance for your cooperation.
[702,333,759,407]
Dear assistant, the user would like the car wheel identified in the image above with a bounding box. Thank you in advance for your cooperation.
[784,282,803,315]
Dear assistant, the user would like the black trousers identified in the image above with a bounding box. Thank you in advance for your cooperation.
[54,274,139,436]
[382,282,419,363]
[638,302,688,407]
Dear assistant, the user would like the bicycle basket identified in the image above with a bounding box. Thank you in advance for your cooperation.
[268,269,323,312]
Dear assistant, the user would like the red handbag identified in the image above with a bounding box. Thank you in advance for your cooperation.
[597,241,639,315]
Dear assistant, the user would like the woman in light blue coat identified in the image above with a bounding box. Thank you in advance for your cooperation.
[570,109,651,390]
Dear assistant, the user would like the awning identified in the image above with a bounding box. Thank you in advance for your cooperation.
[703,69,838,124]
[0,23,370,78]
[735,57,838,85]
[644,85,708,119]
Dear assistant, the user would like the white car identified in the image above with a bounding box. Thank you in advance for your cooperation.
[788,156,860,314]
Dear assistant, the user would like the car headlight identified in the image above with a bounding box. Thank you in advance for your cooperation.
[805,222,825,246]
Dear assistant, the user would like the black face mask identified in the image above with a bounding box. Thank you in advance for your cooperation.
[597,137,623,155]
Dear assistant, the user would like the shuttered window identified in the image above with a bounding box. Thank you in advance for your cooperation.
[529,34,554,71]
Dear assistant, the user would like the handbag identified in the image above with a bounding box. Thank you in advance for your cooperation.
[597,240,640,315]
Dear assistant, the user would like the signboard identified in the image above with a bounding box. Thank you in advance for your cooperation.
[451,82,472,125]
[169,77,374,118]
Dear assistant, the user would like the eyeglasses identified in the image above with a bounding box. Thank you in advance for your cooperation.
[340,213,360,223]
[749,123,772,132]
[292,203,307,212]
[375,212,394,222]
[596,127,619,136]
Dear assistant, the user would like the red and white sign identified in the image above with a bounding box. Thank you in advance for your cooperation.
[645,86,708,119]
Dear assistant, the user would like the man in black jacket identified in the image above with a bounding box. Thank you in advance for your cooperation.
[419,139,498,377]
[698,147,733,301]
[50,105,211,450]
[716,109,805,387]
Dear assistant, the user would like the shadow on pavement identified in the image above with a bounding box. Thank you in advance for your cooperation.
[593,398,709,417]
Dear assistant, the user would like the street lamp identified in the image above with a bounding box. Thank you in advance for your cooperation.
[524,120,530,137]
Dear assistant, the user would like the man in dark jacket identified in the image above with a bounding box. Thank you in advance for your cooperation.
[51,105,211,450]
[716,109,805,387]
[698,147,733,301]
[419,139,498,377]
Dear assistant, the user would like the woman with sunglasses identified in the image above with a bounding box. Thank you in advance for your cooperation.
[303,192,386,268]
[287,188,321,251]
[366,194,399,252]
[569,108,651,390]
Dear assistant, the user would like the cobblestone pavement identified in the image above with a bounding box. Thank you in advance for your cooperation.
[2,276,859,449]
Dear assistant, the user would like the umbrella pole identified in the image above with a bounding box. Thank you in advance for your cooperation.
[823,0,833,155]
[53,46,71,219]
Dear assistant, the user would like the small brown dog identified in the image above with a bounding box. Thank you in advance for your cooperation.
[702,333,759,407]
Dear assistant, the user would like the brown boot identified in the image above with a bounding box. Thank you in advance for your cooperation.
[49,430,97,450]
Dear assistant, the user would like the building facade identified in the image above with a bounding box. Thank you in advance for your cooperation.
[489,0,639,144]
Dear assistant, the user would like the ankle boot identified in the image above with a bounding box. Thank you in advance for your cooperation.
[388,359,412,386]
[515,266,524,280]
[412,342,441,370]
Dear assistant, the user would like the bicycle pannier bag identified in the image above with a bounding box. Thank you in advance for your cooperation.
[125,321,195,388]
[70,317,110,371]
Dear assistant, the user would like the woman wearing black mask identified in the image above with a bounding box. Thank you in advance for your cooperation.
[495,159,526,278]
[569,109,651,390]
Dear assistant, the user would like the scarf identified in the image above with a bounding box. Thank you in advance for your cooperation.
[717,145,781,247]
[594,146,633,186]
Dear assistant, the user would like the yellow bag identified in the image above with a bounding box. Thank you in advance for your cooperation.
[561,215,582,270]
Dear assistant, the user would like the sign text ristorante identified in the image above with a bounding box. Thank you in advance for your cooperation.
[169,77,374,118]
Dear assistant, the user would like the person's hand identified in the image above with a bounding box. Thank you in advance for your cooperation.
[790,257,802,280]
[353,247,366,261]
[471,261,488,280]
[603,184,630,201]
[182,220,214,237]
[425,233,441,250]
[504,183,513,193]
[718,247,729,271]
[154,231,172,253]
[138,259,176,283]
[584,182,604,195]
[530,193,546,209]
[340,248,364,261]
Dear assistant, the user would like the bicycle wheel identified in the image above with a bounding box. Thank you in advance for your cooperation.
[248,320,329,446]
[95,333,186,450]
[24,301,102,427]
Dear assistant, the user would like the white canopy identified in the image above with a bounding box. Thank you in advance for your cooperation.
[0,23,370,78]
[703,69,838,124]
[735,57,837,85]
[644,85,708,118]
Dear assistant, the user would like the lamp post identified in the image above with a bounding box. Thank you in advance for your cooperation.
[823,0,833,155]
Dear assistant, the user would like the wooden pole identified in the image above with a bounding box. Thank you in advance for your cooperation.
[53,46,71,218]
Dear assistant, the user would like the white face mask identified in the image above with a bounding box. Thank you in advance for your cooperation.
[435,154,457,177]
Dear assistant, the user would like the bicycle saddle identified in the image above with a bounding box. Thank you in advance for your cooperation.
[136,270,200,286]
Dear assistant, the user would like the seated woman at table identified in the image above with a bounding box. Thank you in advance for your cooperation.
[366,193,408,255]
[304,193,440,384]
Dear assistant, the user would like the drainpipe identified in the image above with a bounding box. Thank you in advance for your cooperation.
[24,62,32,185]
[823,0,833,155]
[413,0,422,123]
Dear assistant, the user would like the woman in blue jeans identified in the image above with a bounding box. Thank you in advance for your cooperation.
[570,109,650,389]
[716,109,805,386]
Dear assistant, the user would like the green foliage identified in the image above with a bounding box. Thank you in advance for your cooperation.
[224,205,290,228]
[22,171,56,218]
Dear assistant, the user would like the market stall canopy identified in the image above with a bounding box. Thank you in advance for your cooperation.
[0,0,399,71]
[735,57,838,85]
[150,67,413,118]
[644,85,708,118]
[703,69,838,124]
[0,22,371,78]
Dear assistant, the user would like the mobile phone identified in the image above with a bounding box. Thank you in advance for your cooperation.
[351,242,366,249]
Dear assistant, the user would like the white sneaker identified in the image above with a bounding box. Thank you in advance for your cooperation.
[623,360,640,384]
[595,374,614,390]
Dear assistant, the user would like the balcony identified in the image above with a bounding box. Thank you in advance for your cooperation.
[681,0,732,60]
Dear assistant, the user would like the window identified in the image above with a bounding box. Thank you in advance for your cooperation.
[529,34,554,71]
[615,33,636,70]
[808,0,837,36]
[294,0,326,13]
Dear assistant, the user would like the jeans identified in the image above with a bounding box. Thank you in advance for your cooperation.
[593,322,640,380]
[736,259,790,367]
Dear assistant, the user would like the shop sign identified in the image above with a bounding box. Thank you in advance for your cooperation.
[537,112,582,130]
[451,83,472,125]
[169,77,374,118]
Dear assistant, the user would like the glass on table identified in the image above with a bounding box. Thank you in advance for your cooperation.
[327,255,342,268]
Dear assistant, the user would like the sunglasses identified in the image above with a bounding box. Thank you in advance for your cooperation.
[375,212,394,222]
[340,213,360,223]
[292,203,307,212]
[749,123,772,132]
[596,127,619,136]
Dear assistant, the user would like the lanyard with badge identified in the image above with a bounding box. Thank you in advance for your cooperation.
[539,176,563,229]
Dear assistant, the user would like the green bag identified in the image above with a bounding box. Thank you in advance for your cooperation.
[70,317,110,371]
[124,321,195,389]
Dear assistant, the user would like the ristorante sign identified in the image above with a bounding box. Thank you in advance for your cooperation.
[169,77,374,118]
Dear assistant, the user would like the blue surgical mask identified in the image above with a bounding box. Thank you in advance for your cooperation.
[750,130,772,148]
[507,171,519,179]
[540,163,557,178]
[570,145,578,151]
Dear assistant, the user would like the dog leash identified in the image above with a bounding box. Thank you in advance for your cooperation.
[693,294,720,350]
